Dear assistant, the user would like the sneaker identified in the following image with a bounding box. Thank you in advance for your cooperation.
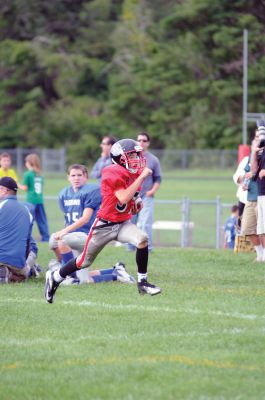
[0,266,9,284]
[112,262,136,284]
[137,279,162,296]
[61,276,80,286]
[45,270,60,303]
[48,259,62,272]
[30,264,42,278]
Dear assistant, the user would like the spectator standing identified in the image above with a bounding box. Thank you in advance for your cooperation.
[45,138,161,303]
[0,177,35,283]
[224,205,238,250]
[20,153,50,242]
[0,152,18,181]
[251,120,265,261]
[128,132,162,252]
[240,131,263,261]
[90,136,117,181]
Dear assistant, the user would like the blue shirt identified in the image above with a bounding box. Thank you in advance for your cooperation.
[58,183,102,233]
[0,196,32,268]
[140,152,162,197]
[224,216,237,249]
[90,156,112,181]
[23,202,38,256]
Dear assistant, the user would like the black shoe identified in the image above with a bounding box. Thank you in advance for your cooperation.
[30,264,42,278]
[45,270,60,303]
[137,279,162,296]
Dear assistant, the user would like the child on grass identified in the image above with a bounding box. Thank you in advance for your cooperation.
[224,204,239,250]
[20,153,50,242]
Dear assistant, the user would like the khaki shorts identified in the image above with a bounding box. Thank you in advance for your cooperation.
[76,219,148,269]
[257,196,265,235]
[241,201,258,235]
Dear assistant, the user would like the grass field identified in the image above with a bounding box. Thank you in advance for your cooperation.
[1,244,265,399]
[2,168,262,399]
[40,168,237,201]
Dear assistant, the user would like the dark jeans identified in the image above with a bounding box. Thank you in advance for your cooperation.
[32,204,50,241]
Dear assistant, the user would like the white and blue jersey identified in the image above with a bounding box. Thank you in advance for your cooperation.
[0,196,32,268]
[58,183,102,233]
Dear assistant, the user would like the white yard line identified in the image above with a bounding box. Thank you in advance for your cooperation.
[0,297,264,321]
[0,328,251,347]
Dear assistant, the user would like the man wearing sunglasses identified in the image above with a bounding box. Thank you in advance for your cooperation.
[128,132,162,252]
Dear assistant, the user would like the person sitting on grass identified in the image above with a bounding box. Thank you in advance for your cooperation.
[0,177,41,283]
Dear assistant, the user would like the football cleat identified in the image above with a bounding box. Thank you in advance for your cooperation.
[137,279,162,296]
[45,270,60,303]
[112,262,136,284]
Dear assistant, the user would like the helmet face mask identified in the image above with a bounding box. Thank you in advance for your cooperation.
[111,139,146,174]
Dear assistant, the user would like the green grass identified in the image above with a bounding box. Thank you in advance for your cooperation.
[1,245,265,399]
[39,170,235,201]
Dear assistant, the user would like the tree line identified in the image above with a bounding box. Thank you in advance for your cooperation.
[0,0,264,164]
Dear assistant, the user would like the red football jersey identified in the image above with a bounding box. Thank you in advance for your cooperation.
[97,164,140,222]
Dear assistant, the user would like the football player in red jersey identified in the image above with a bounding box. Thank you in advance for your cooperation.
[45,139,162,303]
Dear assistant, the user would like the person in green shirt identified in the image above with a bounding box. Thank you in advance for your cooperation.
[0,152,18,182]
[20,153,50,242]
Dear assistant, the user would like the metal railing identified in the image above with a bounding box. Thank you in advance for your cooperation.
[27,195,232,250]
[151,149,238,171]
[0,148,66,174]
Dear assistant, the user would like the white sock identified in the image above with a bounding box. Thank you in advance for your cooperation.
[262,248,265,261]
[53,269,64,283]
[255,245,263,260]
[137,273,147,283]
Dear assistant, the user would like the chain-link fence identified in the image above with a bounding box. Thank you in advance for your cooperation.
[151,198,232,249]
[30,195,232,249]
[0,148,66,174]
[152,149,238,171]
[1,148,238,175]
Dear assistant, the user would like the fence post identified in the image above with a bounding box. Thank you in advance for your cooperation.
[16,148,23,175]
[215,196,222,249]
[59,147,66,173]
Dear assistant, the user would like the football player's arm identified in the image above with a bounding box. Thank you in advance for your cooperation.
[53,207,94,240]
[115,167,152,204]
